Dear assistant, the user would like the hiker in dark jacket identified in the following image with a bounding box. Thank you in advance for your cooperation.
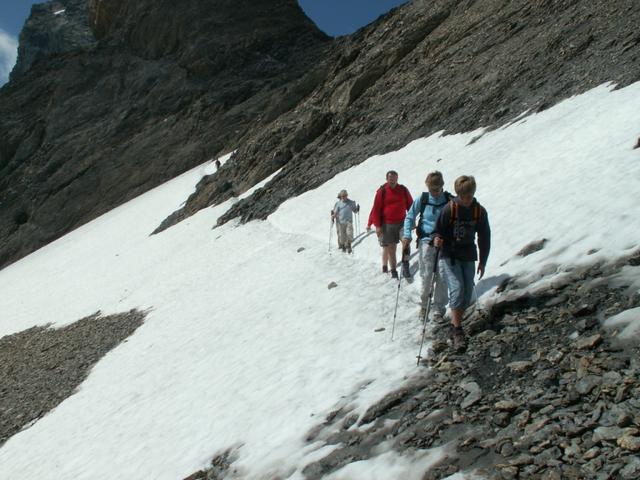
[433,175,490,352]
[367,170,413,279]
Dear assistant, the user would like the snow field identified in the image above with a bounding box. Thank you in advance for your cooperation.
[0,83,639,479]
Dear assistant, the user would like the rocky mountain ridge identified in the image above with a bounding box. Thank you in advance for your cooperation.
[0,0,328,268]
[158,0,640,233]
[1,0,640,267]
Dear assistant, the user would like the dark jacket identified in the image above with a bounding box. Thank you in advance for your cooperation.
[433,198,491,266]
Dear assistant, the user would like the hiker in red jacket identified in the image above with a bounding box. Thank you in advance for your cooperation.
[367,170,413,279]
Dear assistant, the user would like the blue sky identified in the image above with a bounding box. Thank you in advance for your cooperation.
[299,0,408,37]
[0,0,407,84]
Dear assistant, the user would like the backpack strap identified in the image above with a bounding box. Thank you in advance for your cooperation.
[377,184,386,225]
[449,200,458,224]
[417,192,450,241]
[418,192,429,220]
[445,191,452,203]
[450,199,482,229]
[402,184,411,207]
[423,191,452,207]
[415,193,430,241]
[421,191,451,210]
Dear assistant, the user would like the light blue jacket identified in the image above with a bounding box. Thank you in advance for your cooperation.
[333,199,358,224]
[402,192,449,242]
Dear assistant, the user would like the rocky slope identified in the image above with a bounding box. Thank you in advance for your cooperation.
[157,0,640,232]
[186,250,640,479]
[0,0,328,268]
[0,310,144,447]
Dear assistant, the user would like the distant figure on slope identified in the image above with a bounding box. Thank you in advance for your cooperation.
[433,175,491,353]
[367,170,413,279]
[215,159,221,170]
[331,190,359,253]
[402,171,452,322]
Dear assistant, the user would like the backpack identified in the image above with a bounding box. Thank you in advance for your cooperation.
[415,191,452,240]
[450,199,482,224]
[449,199,483,246]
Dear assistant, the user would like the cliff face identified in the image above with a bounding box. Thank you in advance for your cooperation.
[0,0,328,268]
[2,0,640,268]
[158,0,640,232]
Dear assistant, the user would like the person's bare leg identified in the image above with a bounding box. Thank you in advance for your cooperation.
[388,244,398,270]
[382,248,389,269]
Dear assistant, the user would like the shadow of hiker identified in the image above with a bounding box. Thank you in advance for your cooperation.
[351,230,375,249]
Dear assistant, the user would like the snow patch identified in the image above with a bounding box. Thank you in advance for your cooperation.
[604,307,640,339]
[608,265,640,295]
[324,444,457,480]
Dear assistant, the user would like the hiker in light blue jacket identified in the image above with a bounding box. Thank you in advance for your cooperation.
[331,189,359,253]
[401,171,451,321]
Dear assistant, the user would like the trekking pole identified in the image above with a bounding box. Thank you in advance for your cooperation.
[416,247,441,365]
[391,274,402,341]
[328,217,334,253]
[401,243,411,280]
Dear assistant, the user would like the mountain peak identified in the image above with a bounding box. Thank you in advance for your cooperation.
[11,0,96,81]
[88,0,328,62]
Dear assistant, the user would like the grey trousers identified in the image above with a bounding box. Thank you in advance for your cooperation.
[336,222,354,247]
[418,242,448,314]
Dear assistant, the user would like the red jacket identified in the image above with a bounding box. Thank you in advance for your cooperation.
[368,183,413,227]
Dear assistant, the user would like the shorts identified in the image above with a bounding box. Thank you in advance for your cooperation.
[379,223,403,247]
[440,257,476,310]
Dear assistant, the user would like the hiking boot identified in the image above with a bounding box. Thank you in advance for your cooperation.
[431,312,446,324]
[390,269,399,279]
[452,326,467,353]
[401,260,411,279]
[340,245,346,252]
[419,307,428,320]
[382,265,389,274]
[346,245,352,254]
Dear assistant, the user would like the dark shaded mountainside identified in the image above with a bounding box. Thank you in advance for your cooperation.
[0,0,329,268]
[1,0,640,267]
